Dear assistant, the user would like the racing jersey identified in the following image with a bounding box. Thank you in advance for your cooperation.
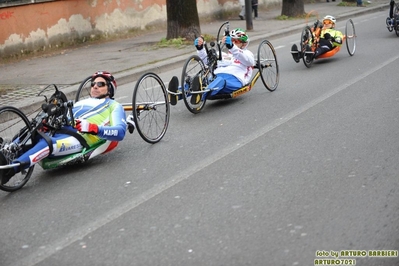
[320,28,344,47]
[73,98,126,145]
[197,45,255,85]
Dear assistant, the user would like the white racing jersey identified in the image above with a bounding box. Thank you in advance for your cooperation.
[197,44,255,85]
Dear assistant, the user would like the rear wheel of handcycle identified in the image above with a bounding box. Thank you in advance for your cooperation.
[345,19,356,56]
[301,26,314,68]
[395,19,399,36]
[181,55,207,114]
[0,106,35,192]
[257,40,279,92]
[132,72,170,144]
[393,4,399,36]
[75,76,92,102]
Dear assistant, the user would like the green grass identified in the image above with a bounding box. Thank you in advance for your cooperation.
[338,1,370,6]
[156,37,189,48]
[153,33,218,49]
[276,13,317,20]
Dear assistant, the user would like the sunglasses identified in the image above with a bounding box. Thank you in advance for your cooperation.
[323,20,333,25]
[91,81,107,87]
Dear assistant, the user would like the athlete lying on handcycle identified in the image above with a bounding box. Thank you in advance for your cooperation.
[0,71,135,188]
[291,15,344,63]
[169,28,255,104]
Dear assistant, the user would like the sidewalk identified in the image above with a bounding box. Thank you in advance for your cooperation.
[0,0,388,114]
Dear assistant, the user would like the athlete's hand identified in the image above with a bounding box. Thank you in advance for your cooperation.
[225,36,234,49]
[40,119,50,132]
[75,119,99,135]
[324,33,331,40]
[194,37,204,50]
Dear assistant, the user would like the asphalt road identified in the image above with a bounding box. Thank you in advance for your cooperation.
[1,11,398,266]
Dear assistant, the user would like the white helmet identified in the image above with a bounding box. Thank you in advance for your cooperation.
[323,15,336,27]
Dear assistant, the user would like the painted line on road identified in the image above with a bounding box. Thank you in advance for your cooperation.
[16,54,399,266]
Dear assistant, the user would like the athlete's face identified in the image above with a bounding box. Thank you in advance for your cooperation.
[91,77,108,98]
[323,19,334,29]
[233,39,247,49]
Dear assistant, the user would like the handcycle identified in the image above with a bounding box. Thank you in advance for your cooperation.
[386,0,399,36]
[0,76,169,192]
[292,18,356,68]
[167,21,279,114]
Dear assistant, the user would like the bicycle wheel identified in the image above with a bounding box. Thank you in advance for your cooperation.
[75,76,92,102]
[132,72,170,144]
[257,40,279,92]
[181,55,207,114]
[395,17,399,36]
[0,106,35,192]
[345,19,356,56]
[301,26,314,68]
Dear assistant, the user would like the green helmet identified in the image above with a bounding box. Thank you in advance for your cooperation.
[230,28,249,43]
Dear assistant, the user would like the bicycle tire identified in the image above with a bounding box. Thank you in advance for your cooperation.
[181,55,207,114]
[0,106,35,192]
[75,76,92,102]
[301,26,314,68]
[345,19,356,56]
[132,72,170,144]
[393,4,399,36]
[257,40,279,92]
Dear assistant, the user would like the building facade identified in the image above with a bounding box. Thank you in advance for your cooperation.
[0,0,277,58]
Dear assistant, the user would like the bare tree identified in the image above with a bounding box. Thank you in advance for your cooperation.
[281,0,305,17]
[166,0,201,41]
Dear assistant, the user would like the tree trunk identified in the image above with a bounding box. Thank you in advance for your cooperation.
[281,0,305,17]
[166,0,201,41]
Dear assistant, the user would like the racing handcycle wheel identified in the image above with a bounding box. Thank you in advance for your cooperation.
[0,106,35,192]
[132,72,170,143]
[75,76,92,102]
[345,19,356,56]
[394,4,399,36]
[257,39,279,91]
[180,55,208,114]
[301,25,314,68]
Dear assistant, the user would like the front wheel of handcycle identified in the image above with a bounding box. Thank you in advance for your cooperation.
[181,55,207,114]
[257,40,279,92]
[301,26,314,68]
[0,106,35,192]
[132,72,170,144]
[345,19,356,56]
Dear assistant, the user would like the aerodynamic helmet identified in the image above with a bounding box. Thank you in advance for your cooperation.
[323,15,336,27]
[91,71,117,99]
[230,28,249,43]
